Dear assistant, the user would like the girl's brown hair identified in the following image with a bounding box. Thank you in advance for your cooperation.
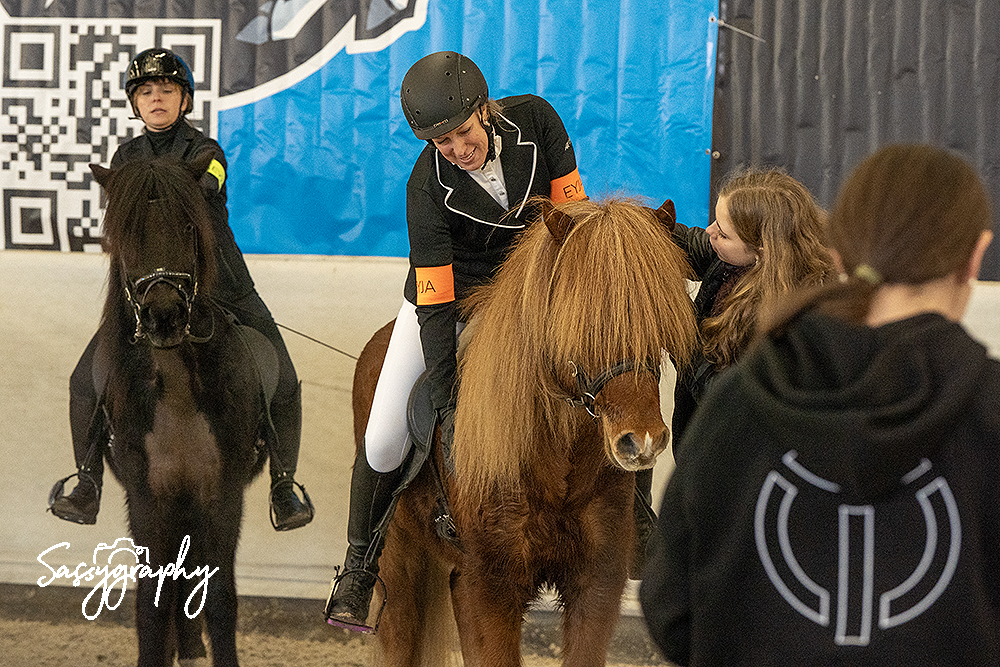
[762,144,992,332]
[701,167,835,367]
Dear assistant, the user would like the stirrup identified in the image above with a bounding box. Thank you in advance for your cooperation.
[268,478,315,531]
[323,566,387,634]
[48,472,101,525]
[48,471,100,509]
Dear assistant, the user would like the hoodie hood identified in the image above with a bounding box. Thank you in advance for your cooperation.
[741,311,989,500]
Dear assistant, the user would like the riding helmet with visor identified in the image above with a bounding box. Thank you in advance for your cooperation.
[400,51,488,141]
[124,48,195,116]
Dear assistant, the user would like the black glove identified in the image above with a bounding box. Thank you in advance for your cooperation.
[688,358,716,403]
[437,404,456,451]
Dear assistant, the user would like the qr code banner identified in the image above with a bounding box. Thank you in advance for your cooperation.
[2,19,220,252]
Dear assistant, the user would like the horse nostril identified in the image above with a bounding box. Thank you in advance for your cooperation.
[652,430,669,456]
[616,433,641,460]
[140,301,187,337]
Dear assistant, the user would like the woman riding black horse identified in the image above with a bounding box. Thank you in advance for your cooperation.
[49,47,313,532]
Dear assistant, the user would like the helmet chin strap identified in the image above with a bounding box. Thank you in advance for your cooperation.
[481,108,497,166]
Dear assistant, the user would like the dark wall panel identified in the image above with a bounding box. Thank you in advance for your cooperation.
[711,0,1000,280]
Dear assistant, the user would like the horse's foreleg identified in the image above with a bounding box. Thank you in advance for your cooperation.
[558,542,629,667]
[175,547,208,662]
[373,523,427,667]
[456,570,527,667]
[201,498,242,667]
[128,493,175,667]
[135,565,175,667]
[450,570,482,667]
[175,610,207,662]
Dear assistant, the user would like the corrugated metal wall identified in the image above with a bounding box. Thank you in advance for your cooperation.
[711,0,1000,280]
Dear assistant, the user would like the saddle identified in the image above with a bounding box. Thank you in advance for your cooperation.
[87,307,280,463]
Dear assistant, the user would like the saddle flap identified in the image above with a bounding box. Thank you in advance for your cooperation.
[406,371,437,453]
[235,324,279,403]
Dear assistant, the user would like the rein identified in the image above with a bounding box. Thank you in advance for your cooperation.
[565,359,661,418]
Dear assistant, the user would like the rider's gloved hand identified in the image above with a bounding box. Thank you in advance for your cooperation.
[438,403,456,452]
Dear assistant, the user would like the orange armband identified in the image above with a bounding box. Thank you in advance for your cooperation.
[550,169,586,202]
[415,265,455,305]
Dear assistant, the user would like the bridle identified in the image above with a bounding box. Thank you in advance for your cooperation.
[122,222,212,345]
[565,359,661,418]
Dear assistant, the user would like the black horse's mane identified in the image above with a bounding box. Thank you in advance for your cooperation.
[99,156,219,346]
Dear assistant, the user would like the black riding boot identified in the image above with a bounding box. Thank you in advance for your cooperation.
[268,382,314,531]
[49,370,105,525]
[630,467,656,579]
[324,443,402,632]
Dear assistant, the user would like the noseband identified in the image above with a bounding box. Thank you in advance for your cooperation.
[122,222,211,345]
[565,359,661,418]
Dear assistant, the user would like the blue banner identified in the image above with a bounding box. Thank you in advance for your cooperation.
[0,0,716,255]
[219,0,719,256]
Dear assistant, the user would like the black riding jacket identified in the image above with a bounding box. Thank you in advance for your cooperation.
[402,94,584,408]
[111,122,255,303]
[669,222,746,453]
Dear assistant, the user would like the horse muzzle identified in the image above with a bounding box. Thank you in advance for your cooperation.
[606,426,668,472]
[137,282,192,348]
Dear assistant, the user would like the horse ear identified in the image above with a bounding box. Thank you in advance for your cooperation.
[653,199,677,232]
[188,151,215,181]
[542,200,576,245]
[90,164,112,188]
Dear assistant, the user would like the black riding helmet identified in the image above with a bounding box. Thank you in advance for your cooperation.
[400,51,488,141]
[124,48,195,116]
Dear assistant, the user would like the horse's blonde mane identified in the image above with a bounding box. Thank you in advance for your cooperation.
[453,197,697,502]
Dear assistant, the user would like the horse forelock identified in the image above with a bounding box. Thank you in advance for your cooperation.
[454,197,698,503]
[100,158,218,295]
[544,199,698,372]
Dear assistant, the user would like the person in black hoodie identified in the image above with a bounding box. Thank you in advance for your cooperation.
[639,143,999,666]
[48,48,314,532]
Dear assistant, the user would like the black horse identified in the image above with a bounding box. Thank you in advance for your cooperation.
[89,154,274,665]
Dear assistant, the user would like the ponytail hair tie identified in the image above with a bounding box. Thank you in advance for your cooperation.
[853,264,882,286]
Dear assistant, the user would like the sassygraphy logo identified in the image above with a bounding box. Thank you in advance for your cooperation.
[36,536,218,620]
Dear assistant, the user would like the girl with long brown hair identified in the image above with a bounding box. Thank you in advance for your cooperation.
[641,144,999,666]
[669,167,835,459]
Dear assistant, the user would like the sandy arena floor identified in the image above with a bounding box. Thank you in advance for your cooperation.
[0,617,666,667]
[0,583,671,667]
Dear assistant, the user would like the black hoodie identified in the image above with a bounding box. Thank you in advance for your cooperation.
[640,310,1000,666]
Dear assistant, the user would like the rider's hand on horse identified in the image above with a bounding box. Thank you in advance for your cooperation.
[438,403,456,451]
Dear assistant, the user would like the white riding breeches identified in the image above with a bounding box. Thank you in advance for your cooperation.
[364,300,465,473]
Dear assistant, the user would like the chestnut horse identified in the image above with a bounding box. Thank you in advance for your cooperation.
[90,155,272,666]
[351,198,698,666]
